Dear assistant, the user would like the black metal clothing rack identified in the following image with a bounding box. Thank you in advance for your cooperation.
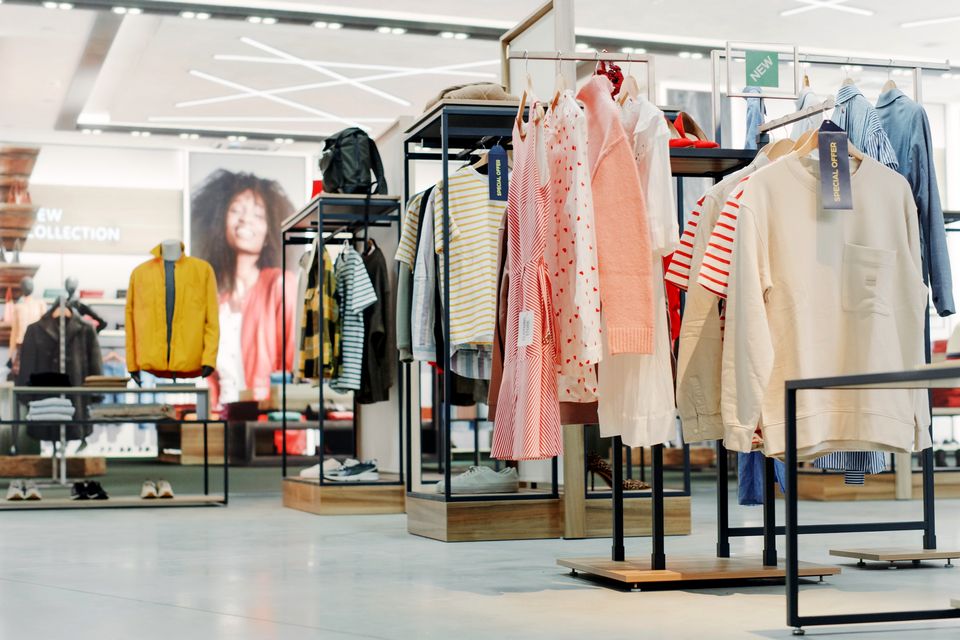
[402,102,560,503]
[279,193,405,488]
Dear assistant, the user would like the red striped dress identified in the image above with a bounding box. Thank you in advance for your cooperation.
[491,111,563,461]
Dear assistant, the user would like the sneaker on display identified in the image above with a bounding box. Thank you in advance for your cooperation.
[325,459,379,482]
[23,481,41,501]
[298,458,345,479]
[434,466,520,495]
[71,481,89,500]
[6,480,25,501]
[140,480,158,499]
[85,481,109,500]
[157,480,174,499]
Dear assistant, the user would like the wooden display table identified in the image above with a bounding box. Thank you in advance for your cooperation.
[283,475,405,516]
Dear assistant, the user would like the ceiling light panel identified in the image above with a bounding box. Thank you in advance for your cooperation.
[901,15,960,28]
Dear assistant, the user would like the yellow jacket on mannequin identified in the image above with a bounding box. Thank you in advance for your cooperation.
[125,242,219,377]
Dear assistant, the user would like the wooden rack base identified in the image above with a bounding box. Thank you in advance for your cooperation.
[793,469,960,501]
[406,492,561,542]
[575,493,691,538]
[558,556,841,589]
[0,455,105,478]
[830,547,959,568]
[283,476,405,516]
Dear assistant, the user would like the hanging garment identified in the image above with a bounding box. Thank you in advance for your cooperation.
[396,190,429,362]
[791,87,823,138]
[358,244,393,404]
[126,242,218,378]
[542,90,602,403]
[743,86,765,150]
[719,153,930,458]
[491,111,562,461]
[737,451,787,506]
[832,84,899,170]
[667,156,768,442]
[330,245,377,392]
[291,239,315,374]
[577,75,654,355]
[596,95,679,447]
[299,246,339,380]
[8,294,47,375]
[411,193,438,362]
[876,87,954,317]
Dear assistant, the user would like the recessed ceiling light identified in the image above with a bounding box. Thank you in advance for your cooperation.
[180,10,195,18]
[678,51,692,59]
[690,52,704,59]
[439,31,455,39]
[58,2,72,8]
[902,15,960,28]
[247,16,263,24]
[312,21,328,28]
[943,72,954,78]
[851,65,863,72]
[621,46,634,54]
[82,128,92,134]
[131,130,142,137]
[238,135,247,141]
[195,12,209,19]
[92,129,102,135]
[391,27,406,34]
[227,135,238,141]
[327,22,342,29]
[261,17,277,25]
[376,26,391,34]
[453,32,469,40]
[274,137,285,143]
[575,42,589,50]
[112,6,126,13]
[285,138,294,144]
[42,1,57,7]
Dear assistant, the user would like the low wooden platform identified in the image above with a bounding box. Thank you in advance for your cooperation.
[0,455,106,478]
[794,469,960,501]
[407,491,562,542]
[575,493,691,538]
[558,556,841,588]
[283,476,405,516]
[0,494,224,510]
[830,547,959,567]
[158,422,224,465]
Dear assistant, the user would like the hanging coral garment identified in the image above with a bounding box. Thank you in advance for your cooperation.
[491,109,563,461]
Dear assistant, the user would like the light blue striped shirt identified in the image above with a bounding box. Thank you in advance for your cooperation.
[832,84,899,170]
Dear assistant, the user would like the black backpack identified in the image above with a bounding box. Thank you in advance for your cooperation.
[319,128,388,195]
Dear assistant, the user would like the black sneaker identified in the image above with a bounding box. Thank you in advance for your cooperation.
[325,461,379,482]
[85,481,109,500]
[71,482,89,500]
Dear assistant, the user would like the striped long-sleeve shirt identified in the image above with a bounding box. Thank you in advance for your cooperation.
[833,84,899,170]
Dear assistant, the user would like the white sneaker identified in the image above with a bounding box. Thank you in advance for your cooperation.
[435,466,520,494]
[6,480,25,501]
[157,480,174,499]
[326,459,378,482]
[140,480,158,499]
[23,481,41,501]
[299,458,344,479]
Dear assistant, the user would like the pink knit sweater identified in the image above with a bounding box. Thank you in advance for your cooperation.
[577,75,654,354]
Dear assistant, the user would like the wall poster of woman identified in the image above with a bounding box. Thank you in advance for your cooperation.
[188,153,306,409]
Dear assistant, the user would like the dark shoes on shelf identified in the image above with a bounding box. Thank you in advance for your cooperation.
[71,481,109,500]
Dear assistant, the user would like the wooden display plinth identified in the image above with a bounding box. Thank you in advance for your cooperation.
[631,446,715,468]
[830,547,959,567]
[0,495,223,510]
[406,492,562,542]
[283,476,405,515]
[575,493,691,538]
[558,556,841,589]
[794,469,960,501]
[157,422,224,465]
[0,455,105,478]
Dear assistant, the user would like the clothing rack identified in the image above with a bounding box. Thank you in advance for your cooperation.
[506,49,655,102]
[755,96,835,144]
[279,194,405,510]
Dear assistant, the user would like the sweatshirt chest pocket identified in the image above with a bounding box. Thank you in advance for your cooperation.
[841,243,896,316]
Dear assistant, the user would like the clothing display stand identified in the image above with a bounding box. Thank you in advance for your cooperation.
[559,146,840,588]
[784,367,960,635]
[402,101,562,542]
[279,193,407,516]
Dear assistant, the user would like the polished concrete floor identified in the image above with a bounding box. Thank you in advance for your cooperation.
[1,475,959,639]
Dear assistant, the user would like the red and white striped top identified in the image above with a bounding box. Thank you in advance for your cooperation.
[697,176,752,299]
[663,196,705,291]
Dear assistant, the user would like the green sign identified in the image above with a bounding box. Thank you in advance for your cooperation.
[745,50,779,88]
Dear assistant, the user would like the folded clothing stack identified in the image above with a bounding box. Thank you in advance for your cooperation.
[26,397,75,422]
[83,375,130,388]
[88,403,175,420]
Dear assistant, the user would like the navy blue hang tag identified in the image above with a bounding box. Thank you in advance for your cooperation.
[488,144,508,201]
[817,121,853,211]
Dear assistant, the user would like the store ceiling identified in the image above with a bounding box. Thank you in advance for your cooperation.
[1,0,960,148]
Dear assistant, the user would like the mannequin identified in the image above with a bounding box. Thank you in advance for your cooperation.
[64,277,107,333]
[129,240,214,386]
[8,277,47,374]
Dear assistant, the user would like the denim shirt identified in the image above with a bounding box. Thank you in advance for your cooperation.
[743,86,765,150]
[876,88,955,316]
[832,84,899,170]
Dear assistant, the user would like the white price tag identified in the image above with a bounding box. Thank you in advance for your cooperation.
[518,310,534,347]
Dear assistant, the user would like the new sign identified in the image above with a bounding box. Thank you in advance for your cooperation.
[745,50,779,88]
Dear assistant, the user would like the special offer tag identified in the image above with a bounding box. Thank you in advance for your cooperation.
[817,121,853,211]
[488,144,509,201]
[518,310,534,347]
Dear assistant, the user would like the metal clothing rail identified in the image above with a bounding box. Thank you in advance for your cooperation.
[505,49,656,102]
[279,194,405,488]
[756,96,835,141]
[784,367,960,635]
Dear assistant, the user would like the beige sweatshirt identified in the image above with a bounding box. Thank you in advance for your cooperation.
[721,153,931,458]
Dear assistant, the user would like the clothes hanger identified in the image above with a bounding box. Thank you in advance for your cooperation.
[516,51,535,140]
[791,128,817,151]
[794,127,864,160]
[617,54,641,106]
[766,137,797,160]
[803,72,810,87]
[881,60,897,93]
[550,52,567,111]
[841,60,855,86]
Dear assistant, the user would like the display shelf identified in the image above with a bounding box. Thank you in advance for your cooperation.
[0,322,9,345]
[406,491,561,542]
[669,148,756,178]
[0,146,39,178]
[829,547,958,567]
[0,263,40,295]
[0,202,38,250]
[558,557,840,588]
[0,455,105,478]
[228,420,354,466]
[405,100,521,149]
[281,193,402,232]
[283,475,405,515]
[0,495,225,510]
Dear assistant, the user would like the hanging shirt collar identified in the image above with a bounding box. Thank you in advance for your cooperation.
[876,87,907,109]
[835,84,864,105]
